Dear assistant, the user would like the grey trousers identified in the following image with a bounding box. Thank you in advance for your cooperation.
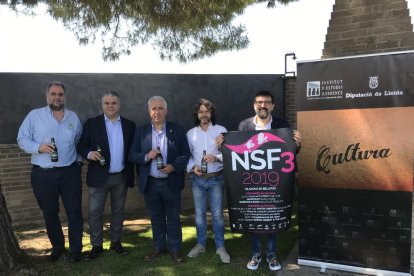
[88,172,128,246]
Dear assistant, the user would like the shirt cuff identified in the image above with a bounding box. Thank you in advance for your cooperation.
[87,151,93,160]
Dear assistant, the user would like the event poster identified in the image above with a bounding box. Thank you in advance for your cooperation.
[297,51,414,275]
[222,129,297,233]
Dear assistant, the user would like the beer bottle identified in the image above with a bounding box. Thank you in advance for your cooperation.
[201,150,208,174]
[97,145,106,166]
[50,138,58,162]
[156,146,164,169]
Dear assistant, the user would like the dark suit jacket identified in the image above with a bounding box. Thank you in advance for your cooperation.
[238,116,290,131]
[128,121,190,194]
[77,114,136,188]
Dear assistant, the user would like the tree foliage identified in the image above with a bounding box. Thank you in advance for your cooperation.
[2,0,297,62]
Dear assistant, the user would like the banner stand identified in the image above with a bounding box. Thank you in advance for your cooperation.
[296,51,413,274]
[298,259,411,276]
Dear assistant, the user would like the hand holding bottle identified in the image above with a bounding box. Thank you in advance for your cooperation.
[203,154,218,163]
[38,142,57,154]
[87,146,105,165]
[146,149,159,160]
[192,165,203,176]
[96,145,106,166]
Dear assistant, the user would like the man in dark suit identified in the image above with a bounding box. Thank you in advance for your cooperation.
[77,90,136,260]
[128,96,190,264]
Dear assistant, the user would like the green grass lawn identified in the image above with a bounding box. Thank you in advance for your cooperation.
[18,210,298,276]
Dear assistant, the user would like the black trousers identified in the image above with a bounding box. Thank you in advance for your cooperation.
[31,163,83,253]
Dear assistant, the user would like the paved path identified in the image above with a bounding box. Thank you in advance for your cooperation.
[279,241,364,275]
[219,210,361,275]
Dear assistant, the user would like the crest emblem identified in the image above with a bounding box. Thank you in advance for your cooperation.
[369,76,378,89]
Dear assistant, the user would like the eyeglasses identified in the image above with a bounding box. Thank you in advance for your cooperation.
[254,101,273,106]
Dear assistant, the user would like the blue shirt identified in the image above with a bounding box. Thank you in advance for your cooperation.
[17,106,82,168]
[149,123,168,178]
[104,115,124,173]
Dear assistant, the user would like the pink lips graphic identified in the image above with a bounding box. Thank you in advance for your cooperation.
[224,132,286,154]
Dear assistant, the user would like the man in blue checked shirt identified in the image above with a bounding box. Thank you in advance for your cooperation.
[17,81,84,263]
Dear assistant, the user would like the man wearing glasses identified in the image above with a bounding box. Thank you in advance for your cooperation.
[238,90,301,271]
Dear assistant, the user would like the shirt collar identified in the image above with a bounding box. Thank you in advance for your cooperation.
[104,114,121,122]
[253,115,272,130]
[198,122,212,132]
[152,122,166,133]
[46,106,67,117]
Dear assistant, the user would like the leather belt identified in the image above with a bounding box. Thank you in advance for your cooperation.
[199,170,223,179]
[149,175,169,180]
[32,163,76,170]
[109,169,125,175]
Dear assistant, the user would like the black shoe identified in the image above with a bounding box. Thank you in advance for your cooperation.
[170,250,184,264]
[48,247,65,262]
[110,242,129,255]
[144,248,166,261]
[70,252,82,263]
[85,245,104,261]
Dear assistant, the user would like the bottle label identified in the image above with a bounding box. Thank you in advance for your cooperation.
[157,156,164,169]
[51,138,58,162]
[201,151,207,173]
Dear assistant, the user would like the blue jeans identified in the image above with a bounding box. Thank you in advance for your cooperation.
[143,177,182,252]
[190,173,225,249]
[88,172,128,246]
[251,233,277,256]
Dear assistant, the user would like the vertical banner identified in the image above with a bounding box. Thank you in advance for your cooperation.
[222,129,296,233]
[297,51,414,275]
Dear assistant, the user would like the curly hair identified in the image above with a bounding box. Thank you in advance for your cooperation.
[193,98,217,126]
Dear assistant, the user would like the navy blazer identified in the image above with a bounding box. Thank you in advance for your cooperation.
[77,114,136,188]
[128,121,190,194]
[238,116,290,131]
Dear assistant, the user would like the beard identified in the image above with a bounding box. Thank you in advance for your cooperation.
[49,102,64,111]
[256,108,270,119]
[199,117,211,125]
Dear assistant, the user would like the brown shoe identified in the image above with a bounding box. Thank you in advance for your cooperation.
[170,251,184,263]
[144,248,165,261]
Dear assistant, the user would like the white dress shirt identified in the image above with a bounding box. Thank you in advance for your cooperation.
[186,123,227,173]
[253,115,273,130]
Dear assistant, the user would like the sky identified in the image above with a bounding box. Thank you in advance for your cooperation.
[0,0,413,74]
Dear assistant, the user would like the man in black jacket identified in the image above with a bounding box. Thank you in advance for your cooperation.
[77,90,136,260]
[239,90,301,271]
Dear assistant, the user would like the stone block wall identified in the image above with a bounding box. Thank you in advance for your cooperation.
[0,145,41,226]
[284,77,297,129]
[323,0,414,58]
[0,144,194,228]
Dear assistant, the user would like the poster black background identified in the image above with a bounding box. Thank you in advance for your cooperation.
[222,129,296,233]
